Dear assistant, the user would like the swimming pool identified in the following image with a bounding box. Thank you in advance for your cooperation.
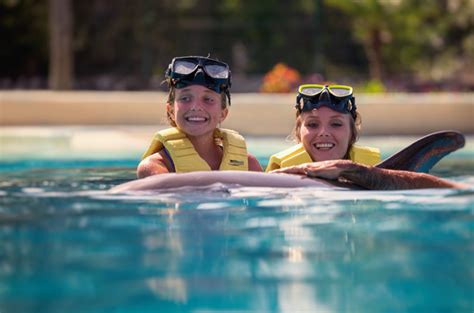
[1,132,473,313]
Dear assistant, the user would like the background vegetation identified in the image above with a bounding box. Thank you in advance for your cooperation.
[0,0,473,92]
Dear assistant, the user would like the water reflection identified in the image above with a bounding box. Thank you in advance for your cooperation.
[0,169,472,312]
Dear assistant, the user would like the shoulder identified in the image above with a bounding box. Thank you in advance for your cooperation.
[247,153,263,172]
[137,151,172,178]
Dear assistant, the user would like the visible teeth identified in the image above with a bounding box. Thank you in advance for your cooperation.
[315,143,334,149]
[186,117,206,122]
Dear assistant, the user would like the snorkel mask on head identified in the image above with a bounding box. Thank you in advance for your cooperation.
[295,84,357,119]
[165,56,232,104]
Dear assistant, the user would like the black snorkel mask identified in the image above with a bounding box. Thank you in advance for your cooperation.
[295,84,357,119]
[165,56,232,104]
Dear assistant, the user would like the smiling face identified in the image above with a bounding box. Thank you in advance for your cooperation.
[298,107,353,161]
[167,85,228,138]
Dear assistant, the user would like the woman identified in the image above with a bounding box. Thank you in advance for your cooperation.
[268,84,464,189]
[137,56,262,178]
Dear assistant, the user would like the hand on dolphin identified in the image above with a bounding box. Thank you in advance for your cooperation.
[271,160,355,180]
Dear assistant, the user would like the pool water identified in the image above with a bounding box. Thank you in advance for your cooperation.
[0,136,473,313]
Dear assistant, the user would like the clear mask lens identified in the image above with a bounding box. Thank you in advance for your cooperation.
[173,60,198,75]
[205,64,228,79]
[300,86,324,96]
[173,59,229,79]
[296,84,356,117]
[329,87,352,97]
[166,56,232,104]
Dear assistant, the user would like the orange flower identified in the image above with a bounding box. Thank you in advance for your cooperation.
[260,63,301,93]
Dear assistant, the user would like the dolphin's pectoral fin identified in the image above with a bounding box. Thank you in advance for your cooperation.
[375,131,465,173]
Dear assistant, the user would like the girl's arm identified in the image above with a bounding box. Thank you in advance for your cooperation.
[136,152,172,178]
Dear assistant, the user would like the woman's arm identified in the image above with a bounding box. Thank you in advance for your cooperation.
[272,160,465,190]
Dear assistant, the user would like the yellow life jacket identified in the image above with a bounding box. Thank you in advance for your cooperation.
[265,143,381,172]
[141,127,248,172]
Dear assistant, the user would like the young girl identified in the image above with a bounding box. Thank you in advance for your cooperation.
[137,56,262,178]
[268,84,463,189]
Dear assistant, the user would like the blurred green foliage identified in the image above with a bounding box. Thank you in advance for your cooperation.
[326,0,474,84]
[0,0,472,91]
[359,79,386,93]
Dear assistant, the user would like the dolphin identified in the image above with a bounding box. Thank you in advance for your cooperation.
[109,131,465,193]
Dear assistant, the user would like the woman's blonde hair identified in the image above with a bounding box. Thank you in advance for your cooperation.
[292,110,362,160]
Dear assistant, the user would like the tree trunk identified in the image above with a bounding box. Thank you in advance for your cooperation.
[49,0,73,90]
[365,27,383,81]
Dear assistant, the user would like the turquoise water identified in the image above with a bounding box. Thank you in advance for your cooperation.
[0,136,473,313]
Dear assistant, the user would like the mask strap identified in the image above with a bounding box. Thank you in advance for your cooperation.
[349,96,356,118]
[225,89,231,106]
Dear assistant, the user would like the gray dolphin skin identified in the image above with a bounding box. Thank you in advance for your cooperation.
[109,131,465,193]
[110,171,333,193]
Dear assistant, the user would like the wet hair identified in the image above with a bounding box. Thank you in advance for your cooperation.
[291,110,362,160]
[165,85,228,127]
